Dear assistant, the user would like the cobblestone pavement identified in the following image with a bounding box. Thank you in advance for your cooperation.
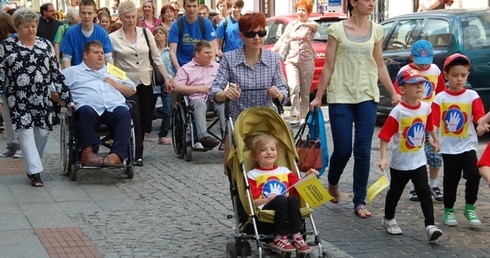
[3,106,490,257]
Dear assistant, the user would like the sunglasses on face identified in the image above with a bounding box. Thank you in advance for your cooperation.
[242,30,267,38]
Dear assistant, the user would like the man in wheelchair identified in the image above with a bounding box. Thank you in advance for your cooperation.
[173,40,225,149]
[61,41,136,166]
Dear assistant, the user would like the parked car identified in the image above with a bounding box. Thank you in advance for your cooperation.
[378,8,490,114]
[263,12,347,94]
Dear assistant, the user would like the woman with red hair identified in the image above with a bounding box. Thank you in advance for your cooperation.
[211,12,288,122]
[159,5,175,32]
[272,0,318,126]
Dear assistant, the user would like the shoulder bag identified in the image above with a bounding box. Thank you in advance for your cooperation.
[279,22,294,61]
[142,28,165,86]
[294,108,323,172]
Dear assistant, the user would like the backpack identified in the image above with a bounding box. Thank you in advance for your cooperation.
[220,17,228,51]
[177,16,206,40]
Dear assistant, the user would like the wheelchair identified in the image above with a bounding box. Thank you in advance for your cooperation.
[59,108,136,181]
[171,93,224,162]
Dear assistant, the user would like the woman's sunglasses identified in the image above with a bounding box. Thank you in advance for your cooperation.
[242,30,267,38]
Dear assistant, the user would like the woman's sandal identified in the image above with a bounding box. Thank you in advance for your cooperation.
[30,173,43,187]
[328,184,341,204]
[26,171,32,179]
[354,205,372,218]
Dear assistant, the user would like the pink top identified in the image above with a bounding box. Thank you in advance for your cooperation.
[284,19,316,63]
[140,17,162,33]
[173,59,220,101]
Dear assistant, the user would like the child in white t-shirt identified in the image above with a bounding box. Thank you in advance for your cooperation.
[378,69,443,241]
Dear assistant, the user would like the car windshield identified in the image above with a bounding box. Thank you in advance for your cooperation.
[313,20,340,42]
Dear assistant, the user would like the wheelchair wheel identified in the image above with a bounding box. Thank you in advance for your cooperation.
[69,163,78,181]
[172,105,186,158]
[185,143,192,162]
[60,114,74,176]
[126,166,134,179]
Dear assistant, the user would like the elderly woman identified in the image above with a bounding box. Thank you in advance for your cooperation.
[0,8,73,187]
[53,8,80,62]
[272,0,318,126]
[140,0,162,33]
[109,1,171,167]
[152,26,174,145]
[210,12,288,166]
[159,4,175,32]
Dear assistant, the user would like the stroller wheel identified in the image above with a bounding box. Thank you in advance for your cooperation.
[239,240,251,256]
[226,241,238,258]
[297,252,316,258]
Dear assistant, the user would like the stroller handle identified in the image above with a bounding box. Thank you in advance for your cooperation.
[238,88,284,115]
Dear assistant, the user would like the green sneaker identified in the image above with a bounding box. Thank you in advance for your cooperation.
[464,204,481,228]
[443,208,458,226]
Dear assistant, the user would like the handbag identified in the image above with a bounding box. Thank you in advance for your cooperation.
[142,28,165,86]
[278,40,290,62]
[294,109,323,172]
[278,24,292,62]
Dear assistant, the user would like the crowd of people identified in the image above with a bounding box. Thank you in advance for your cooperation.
[1,0,490,254]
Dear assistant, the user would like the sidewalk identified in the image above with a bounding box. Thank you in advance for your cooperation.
[0,108,489,257]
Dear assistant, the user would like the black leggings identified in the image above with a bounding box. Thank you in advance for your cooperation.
[263,195,302,236]
[442,150,481,208]
[385,166,434,227]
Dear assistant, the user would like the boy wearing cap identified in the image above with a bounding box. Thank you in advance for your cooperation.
[432,53,487,228]
[394,39,446,202]
[378,69,443,241]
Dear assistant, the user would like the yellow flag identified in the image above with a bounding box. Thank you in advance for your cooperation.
[293,174,333,208]
[367,174,390,204]
[107,63,127,80]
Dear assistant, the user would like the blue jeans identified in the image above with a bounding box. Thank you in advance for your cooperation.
[327,100,377,208]
[156,91,173,138]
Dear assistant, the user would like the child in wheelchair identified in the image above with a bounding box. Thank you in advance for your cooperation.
[247,133,318,253]
[173,40,225,149]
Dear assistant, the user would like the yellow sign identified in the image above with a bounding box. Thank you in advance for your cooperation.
[107,63,126,80]
[367,173,390,204]
[292,174,332,208]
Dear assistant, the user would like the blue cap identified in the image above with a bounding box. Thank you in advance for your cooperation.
[411,40,434,65]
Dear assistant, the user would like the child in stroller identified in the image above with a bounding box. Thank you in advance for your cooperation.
[247,133,318,254]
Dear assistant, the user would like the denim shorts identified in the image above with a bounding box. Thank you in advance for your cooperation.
[424,133,442,168]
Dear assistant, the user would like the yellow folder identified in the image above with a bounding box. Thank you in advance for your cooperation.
[367,173,390,204]
[107,63,127,80]
[292,173,333,208]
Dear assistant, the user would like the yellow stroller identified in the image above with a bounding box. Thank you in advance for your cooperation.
[225,107,327,258]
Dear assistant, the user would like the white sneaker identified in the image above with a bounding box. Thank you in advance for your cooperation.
[382,218,403,235]
[426,225,443,241]
[194,142,204,149]
[13,150,23,159]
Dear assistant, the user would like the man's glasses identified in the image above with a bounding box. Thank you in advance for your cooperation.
[242,30,267,38]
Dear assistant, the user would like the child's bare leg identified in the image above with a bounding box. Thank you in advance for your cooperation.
[479,166,490,187]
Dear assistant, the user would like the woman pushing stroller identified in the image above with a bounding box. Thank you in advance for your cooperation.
[247,133,318,253]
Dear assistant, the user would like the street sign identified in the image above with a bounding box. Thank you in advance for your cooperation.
[329,0,341,6]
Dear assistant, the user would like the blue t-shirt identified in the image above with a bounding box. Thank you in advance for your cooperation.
[59,23,113,66]
[168,17,216,67]
[216,16,243,53]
